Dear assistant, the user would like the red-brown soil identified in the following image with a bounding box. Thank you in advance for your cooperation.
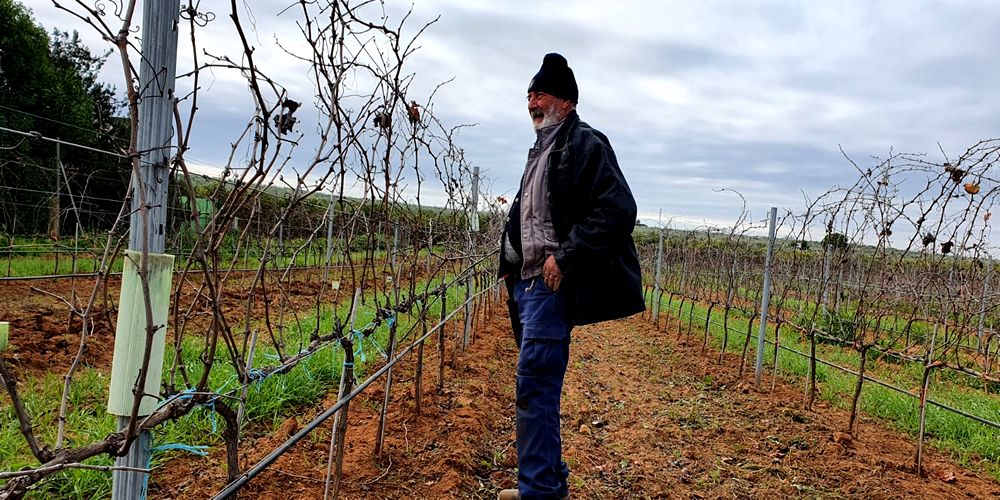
[147,305,999,499]
[0,275,120,376]
[0,266,399,379]
[3,270,998,499]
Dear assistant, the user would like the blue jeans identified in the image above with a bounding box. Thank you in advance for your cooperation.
[514,277,571,499]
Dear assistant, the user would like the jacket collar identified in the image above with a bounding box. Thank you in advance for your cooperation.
[551,110,579,151]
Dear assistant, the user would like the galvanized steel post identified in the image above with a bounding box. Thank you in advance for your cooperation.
[978,258,992,352]
[652,215,664,322]
[113,1,179,498]
[463,166,480,349]
[754,207,777,387]
[324,193,336,283]
[820,242,832,314]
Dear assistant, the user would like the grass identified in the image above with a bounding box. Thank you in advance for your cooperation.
[649,293,1000,482]
[0,370,117,498]
[0,233,423,278]
[0,272,473,497]
[653,272,992,356]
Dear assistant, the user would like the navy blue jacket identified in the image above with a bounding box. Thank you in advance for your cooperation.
[500,111,645,328]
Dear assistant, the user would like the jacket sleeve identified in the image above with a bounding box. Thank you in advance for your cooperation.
[553,137,637,276]
[504,275,523,346]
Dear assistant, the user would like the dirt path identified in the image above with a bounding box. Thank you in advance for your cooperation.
[154,310,1000,499]
[527,315,1000,499]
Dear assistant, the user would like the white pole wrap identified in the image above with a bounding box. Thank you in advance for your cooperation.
[107,250,175,416]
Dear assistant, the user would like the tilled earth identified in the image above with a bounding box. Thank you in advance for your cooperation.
[153,309,998,499]
[0,267,384,378]
[3,271,998,499]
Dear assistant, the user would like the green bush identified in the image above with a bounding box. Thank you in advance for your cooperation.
[793,308,856,346]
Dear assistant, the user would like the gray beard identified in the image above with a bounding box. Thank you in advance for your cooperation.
[532,103,565,131]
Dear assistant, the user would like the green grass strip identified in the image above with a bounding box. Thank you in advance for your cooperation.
[0,273,471,498]
[649,292,1000,482]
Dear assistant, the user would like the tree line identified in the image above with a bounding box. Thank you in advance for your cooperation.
[0,0,128,237]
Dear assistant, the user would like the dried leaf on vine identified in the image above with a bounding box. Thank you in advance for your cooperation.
[943,162,966,183]
[407,101,421,125]
[374,112,391,129]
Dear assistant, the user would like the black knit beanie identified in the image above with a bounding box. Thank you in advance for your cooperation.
[528,53,578,103]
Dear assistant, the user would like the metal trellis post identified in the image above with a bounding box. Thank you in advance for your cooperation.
[463,166,479,349]
[754,207,777,387]
[324,192,336,283]
[391,224,399,272]
[48,141,60,241]
[977,258,992,352]
[653,212,664,322]
[111,1,180,498]
[820,242,832,314]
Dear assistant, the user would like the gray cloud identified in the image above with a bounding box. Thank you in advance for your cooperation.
[27,0,1000,233]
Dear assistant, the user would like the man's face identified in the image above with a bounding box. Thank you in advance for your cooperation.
[528,91,571,130]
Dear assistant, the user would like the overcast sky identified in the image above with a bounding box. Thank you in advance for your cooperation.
[26,0,1000,232]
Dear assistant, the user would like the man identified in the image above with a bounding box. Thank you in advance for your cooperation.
[498,53,644,500]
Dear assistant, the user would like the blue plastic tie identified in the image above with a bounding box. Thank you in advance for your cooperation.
[139,432,206,499]
[370,335,388,360]
[202,398,218,434]
[138,430,154,500]
[156,387,195,409]
[352,329,366,364]
[150,443,210,457]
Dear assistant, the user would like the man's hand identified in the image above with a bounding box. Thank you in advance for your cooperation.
[543,255,562,291]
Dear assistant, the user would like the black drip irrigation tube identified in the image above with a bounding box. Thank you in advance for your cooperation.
[655,293,1000,431]
[212,281,501,499]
